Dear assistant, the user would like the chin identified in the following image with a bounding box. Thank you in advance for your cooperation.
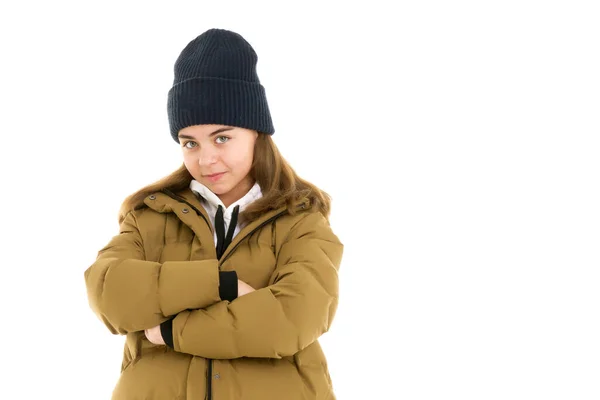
[204,181,231,195]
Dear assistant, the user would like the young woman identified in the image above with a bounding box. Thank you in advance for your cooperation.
[84,28,344,400]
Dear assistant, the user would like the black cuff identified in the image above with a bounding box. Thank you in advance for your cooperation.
[160,317,175,348]
[219,270,238,302]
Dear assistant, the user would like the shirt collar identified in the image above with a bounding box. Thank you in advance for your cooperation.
[189,179,263,213]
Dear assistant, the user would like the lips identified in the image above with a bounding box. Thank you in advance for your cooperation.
[205,172,226,182]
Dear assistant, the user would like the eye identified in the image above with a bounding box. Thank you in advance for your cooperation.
[215,136,230,144]
[183,141,197,149]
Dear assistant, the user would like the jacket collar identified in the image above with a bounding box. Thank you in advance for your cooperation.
[143,184,310,262]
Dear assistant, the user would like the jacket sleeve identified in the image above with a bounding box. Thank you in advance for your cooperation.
[84,210,233,335]
[168,211,343,359]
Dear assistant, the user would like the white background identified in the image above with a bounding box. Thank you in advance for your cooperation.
[1,1,599,399]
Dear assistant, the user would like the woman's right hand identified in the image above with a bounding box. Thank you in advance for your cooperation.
[237,279,256,297]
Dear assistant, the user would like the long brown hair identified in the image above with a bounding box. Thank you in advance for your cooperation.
[118,134,331,225]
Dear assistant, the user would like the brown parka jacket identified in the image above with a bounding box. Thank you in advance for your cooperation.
[84,188,343,400]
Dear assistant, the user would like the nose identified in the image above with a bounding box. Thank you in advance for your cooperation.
[198,145,218,167]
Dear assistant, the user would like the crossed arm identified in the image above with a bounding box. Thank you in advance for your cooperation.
[85,210,343,359]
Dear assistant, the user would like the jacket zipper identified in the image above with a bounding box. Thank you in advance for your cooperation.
[207,359,213,400]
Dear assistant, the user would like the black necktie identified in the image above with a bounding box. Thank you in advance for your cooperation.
[215,204,240,259]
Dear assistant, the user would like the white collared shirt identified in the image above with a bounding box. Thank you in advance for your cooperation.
[189,180,263,245]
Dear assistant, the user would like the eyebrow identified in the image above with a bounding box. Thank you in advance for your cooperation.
[178,126,235,140]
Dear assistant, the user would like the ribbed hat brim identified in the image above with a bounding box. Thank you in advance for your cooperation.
[168,77,275,142]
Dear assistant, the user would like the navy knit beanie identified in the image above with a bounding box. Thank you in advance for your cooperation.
[167,28,275,143]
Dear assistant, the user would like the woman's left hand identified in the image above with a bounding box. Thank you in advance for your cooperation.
[145,325,165,345]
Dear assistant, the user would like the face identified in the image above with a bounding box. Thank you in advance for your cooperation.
[178,124,258,207]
